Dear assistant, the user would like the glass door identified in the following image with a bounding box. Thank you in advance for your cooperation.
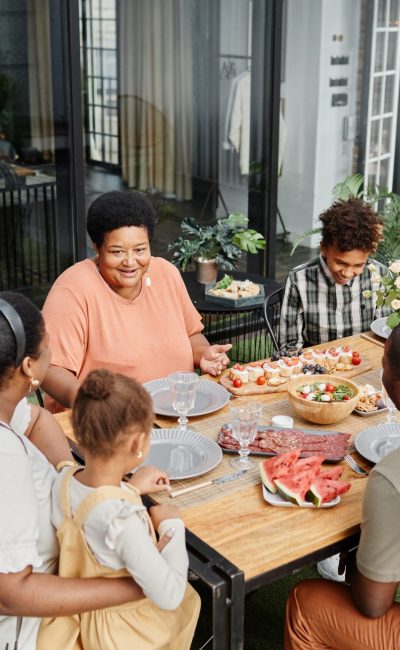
[364,0,400,190]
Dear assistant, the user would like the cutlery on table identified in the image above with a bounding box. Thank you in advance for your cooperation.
[344,454,369,476]
[169,469,248,498]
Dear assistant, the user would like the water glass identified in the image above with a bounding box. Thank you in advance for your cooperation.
[167,371,199,432]
[230,402,263,469]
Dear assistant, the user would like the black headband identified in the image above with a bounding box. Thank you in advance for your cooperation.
[0,299,26,366]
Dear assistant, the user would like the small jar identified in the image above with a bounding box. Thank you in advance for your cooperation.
[271,415,294,429]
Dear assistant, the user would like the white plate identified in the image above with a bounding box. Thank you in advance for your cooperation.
[143,378,230,417]
[355,422,400,463]
[141,428,222,479]
[370,316,391,340]
[262,485,340,508]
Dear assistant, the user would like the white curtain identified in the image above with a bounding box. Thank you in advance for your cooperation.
[119,0,192,200]
[27,0,54,161]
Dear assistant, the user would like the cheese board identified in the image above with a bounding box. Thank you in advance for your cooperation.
[220,345,372,396]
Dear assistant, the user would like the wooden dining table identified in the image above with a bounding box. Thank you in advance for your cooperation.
[55,332,388,650]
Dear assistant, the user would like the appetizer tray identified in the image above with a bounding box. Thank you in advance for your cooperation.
[220,358,371,396]
[205,283,265,307]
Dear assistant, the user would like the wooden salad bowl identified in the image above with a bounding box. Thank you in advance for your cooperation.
[287,374,361,425]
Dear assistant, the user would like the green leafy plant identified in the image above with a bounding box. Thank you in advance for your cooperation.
[168,212,266,271]
[291,173,400,266]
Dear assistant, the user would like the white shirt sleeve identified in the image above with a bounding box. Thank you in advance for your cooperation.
[94,509,188,610]
[10,398,32,436]
[0,426,42,572]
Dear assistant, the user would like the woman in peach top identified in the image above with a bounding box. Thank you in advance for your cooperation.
[42,190,231,411]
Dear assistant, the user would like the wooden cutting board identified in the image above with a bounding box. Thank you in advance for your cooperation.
[219,357,372,396]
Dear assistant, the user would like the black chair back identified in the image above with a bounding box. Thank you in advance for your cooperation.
[263,287,284,352]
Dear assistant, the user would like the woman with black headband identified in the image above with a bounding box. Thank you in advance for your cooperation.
[0,292,164,648]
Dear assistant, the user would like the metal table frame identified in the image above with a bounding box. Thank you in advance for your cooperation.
[185,529,360,650]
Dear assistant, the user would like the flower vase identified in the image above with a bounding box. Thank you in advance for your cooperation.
[195,258,218,284]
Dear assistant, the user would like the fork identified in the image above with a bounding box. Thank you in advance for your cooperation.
[344,454,369,476]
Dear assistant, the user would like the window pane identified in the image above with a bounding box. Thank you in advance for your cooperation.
[384,73,395,112]
[102,20,116,48]
[368,160,378,183]
[378,0,388,26]
[370,119,380,156]
[92,19,102,48]
[102,49,116,77]
[375,32,386,72]
[389,0,400,25]
[381,116,392,154]
[387,32,398,69]
[372,76,383,115]
[379,157,390,187]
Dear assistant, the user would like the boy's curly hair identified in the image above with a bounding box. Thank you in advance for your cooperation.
[320,198,383,254]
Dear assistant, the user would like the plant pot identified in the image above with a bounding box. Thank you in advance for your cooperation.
[195,258,218,284]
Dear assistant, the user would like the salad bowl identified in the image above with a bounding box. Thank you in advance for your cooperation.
[287,375,360,425]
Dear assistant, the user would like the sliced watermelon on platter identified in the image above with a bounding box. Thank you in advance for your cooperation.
[306,477,351,507]
[317,466,343,481]
[259,450,301,493]
[274,469,316,506]
[290,455,325,475]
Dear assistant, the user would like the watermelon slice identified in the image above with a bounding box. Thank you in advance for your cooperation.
[306,478,351,507]
[290,455,325,476]
[274,469,316,506]
[318,466,343,481]
[259,450,301,493]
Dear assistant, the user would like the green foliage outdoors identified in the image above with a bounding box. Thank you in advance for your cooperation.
[168,212,266,271]
[291,174,400,266]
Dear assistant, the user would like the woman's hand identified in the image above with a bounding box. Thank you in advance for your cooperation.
[149,503,183,530]
[199,343,232,376]
[128,465,170,495]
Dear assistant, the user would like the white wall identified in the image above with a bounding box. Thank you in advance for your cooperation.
[279,0,361,247]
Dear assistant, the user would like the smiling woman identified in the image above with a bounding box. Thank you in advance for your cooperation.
[41,191,231,412]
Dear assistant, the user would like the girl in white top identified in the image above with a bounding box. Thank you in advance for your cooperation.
[42,368,200,649]
[0,292,159,650]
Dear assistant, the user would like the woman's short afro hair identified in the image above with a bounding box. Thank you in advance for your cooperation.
[319,197,383,254]
[87,190,156,247]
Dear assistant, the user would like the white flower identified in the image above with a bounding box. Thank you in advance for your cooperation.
[389,261,400,273]
[391,299,400,310]
[371,273,382,284]
[368,263,377,272]
[362,290,373,298]
[395,277,400,289]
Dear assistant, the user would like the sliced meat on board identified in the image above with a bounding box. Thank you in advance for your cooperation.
[219,425,350,459]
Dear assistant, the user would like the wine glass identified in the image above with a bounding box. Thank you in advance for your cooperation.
[381,370,398,423]
[167,371,199,433]
[230,402,263,469]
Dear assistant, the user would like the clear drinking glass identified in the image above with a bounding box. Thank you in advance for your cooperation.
[381,370,398,423]
[167,371,199,432]
[230,402,263,469]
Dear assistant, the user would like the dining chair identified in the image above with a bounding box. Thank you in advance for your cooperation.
[263,287,284,352]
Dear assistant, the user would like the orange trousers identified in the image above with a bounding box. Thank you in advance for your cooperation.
[285,579,400,650]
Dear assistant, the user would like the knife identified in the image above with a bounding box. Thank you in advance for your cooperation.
[169,469,248,498]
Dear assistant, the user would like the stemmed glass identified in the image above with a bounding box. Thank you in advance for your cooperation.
[167,371,199,433]
[230,402,263,469]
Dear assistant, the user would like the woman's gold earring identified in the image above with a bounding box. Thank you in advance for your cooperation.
[145,271,151,287]
[137,450,143,459]
[30,378,40,390]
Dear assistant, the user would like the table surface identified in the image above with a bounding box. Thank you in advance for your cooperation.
[182,271,281,313]
[55,332,385,585]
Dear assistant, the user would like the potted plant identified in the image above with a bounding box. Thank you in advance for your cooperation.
[168,212,266,283]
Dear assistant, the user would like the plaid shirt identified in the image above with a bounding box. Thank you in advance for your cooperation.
[279,255,389,348]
